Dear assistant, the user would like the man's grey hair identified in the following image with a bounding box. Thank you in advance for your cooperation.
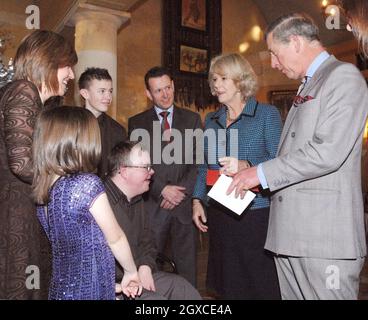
[265,13,320,44]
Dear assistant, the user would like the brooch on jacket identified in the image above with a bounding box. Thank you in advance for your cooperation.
[293,95,314,106]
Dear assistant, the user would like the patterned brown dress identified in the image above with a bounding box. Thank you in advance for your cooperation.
[0,80,51,299]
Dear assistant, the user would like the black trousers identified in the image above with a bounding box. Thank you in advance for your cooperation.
[206,202,280,300]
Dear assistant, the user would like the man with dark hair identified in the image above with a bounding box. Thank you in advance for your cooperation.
[128,66,202,286]
[79,67,127,178]
[105,141,201,300]
[228,13,368,299]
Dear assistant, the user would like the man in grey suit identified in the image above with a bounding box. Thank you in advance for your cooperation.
[128,66,202,286]
[228,13,368,299]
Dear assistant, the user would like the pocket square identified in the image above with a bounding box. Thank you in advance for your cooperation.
[293,95,314,105]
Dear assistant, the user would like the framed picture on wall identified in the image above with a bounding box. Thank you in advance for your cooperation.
[268,90,297,123]
[163,0,221,110]
[179,45,208,74]
[181,0,207,31]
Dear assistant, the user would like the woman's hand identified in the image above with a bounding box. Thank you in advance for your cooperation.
[219,157,250,176]
[120,270,142,299]
[192,199,208,232]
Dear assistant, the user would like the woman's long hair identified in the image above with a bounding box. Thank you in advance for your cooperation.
[32,106,101,204]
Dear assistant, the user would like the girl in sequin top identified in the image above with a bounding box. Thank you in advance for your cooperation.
[32,106,142,300]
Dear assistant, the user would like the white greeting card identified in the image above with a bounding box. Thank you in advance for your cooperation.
[207,174,256,215]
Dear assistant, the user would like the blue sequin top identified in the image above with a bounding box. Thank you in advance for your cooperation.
[37,173,115,300]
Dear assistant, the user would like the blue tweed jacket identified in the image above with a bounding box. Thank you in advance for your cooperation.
[192,96,282,209]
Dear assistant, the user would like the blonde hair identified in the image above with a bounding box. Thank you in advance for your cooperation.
[14,30,77,94]
[32,106,101,204]
[208,53,258,101]
[340,0,368,58]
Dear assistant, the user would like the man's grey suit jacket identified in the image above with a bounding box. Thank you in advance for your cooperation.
[263,55,368,259]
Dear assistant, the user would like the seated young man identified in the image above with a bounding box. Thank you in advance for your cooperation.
[105,141,201,300]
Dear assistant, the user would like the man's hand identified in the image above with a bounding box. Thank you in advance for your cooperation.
[160,199,176,210]
[219,157,251,176]
[161,185,186,206]
[192,199,208,233]
[138,265,156,292]
[227,166,260,199]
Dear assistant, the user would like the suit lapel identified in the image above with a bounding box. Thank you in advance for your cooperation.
[278,105,298,153]
[171,105,185,133]
[279,80,312,150]
[151,107,160,121]
[278,55,337,153]
[148,108,160,134]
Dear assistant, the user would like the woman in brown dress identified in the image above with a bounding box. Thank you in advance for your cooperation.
[0,30,77,299]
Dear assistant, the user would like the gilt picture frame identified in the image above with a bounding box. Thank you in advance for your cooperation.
[163,0,221,109]
[179,45,208,74]
[181,0,207,31]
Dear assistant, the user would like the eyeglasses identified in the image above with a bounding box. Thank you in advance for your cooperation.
[122,165,152,172]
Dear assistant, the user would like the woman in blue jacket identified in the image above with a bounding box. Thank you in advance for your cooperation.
[192,53,282,299]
